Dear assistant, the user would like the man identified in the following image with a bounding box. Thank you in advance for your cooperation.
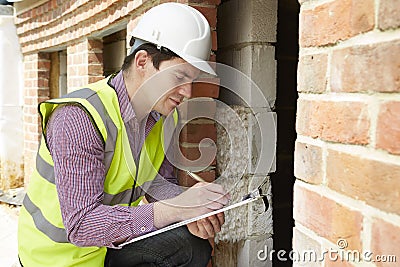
[18,3,229,266]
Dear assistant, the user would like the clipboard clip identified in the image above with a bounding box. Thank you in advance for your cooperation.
[186,170,269,212]
[241,182,269,211]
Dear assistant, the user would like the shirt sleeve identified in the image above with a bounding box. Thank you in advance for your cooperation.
[145,158,183,203]
[46,104,157,248]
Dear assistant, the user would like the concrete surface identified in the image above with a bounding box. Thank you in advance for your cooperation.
[0,204,20,267]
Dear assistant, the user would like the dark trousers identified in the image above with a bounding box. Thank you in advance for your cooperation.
[104,226,212,267]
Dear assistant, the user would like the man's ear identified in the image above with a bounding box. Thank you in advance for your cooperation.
[134,50,149,71]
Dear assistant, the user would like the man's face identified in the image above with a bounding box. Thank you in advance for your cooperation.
[145,57,201,116]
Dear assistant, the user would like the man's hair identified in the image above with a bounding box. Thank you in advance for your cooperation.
[122,37,179,71]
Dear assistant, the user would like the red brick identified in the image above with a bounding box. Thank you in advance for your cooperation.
[294,142,323,184]
[192,78,220,98]
[24,105,38,115]
[37,78,49,88]
[376,101,400,155]
[28,124,41,134]
[378,0,400,30]
[26,88,36,97]
[25,115,41,125]
[192,6,217,29]
[26,71,37,79]
[330,40,400,93]
[88,52,103,64]
[88,76,104,83]
[38,52,50,61]
[50,0,57,10]
[371,218,400,267]
[179,145,217,166]
[87,39,103,51]
[43,2,49,13]
[300,0,374,47]
[24,98,38,107]
[38,70,49,79]
[88,64,103,76]
[24,79,34,88]
[296,99,319,138]
[26,141,40,152]
[181,98,217,121]
[211,30,217,51]
[180,121,217,143]
[37,88,49,97]
[294,182,363,251]
[37,96,50,104]
[297,53,328,93]
[24,131,40,143]
[68,65,87,76]
[29,9,36,18]
[326,149,400,215]
[38,60,51,70]
[296,99,370,144]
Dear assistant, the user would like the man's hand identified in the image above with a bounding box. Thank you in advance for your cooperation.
[153,182,230,229]
[187,212,225,239]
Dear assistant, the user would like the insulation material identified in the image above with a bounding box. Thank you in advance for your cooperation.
[215,106,272,243]
[216,105,250,179]
[0,8,24,191]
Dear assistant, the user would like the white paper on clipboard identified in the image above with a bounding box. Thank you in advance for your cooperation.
[118,196,261,247]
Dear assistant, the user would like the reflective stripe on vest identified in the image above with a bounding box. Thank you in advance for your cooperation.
[18,77,177,267]
[22,194,68,243]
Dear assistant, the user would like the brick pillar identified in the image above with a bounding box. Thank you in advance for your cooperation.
[67,39,104,92]
[176,0,219,186]
[177,79,220,186]
[295,0,400,265]
[23,53,51,185]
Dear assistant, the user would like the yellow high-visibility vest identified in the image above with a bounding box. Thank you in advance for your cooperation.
[18,77,177,267]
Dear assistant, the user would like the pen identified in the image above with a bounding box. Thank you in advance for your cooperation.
[185,171,206,183]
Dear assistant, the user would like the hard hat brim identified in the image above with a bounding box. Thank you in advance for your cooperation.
[181,54,216,76]
[130,39,216,76]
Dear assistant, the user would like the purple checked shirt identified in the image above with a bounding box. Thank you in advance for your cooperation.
[46,71,182,248]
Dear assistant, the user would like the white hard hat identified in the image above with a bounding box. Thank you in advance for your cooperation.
[130,3,215,75]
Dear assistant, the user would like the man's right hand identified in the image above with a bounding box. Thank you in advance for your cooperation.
[153,182,230,229]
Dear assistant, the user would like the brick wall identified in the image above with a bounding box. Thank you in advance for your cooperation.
[67,39,104,91]
[22,53,50,184]
[295,0,400,265]
[15,0,219,189]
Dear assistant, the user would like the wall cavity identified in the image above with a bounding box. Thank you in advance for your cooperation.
[215,0,277,265]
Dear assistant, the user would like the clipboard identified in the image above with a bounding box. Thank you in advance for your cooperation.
[118,193,264,248]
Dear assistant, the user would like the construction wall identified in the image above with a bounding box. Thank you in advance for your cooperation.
[215,0,277,266]
[295,0,400,265]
